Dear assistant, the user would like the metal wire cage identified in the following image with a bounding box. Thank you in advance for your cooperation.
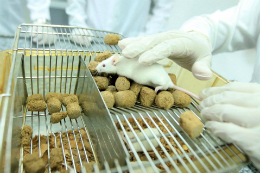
[0,24,249,173]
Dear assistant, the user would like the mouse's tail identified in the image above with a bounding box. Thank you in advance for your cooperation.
[169,83,202,101]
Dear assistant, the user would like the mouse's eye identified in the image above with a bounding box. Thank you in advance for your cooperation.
[102,64,106,67]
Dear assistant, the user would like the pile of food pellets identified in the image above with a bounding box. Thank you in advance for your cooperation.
[26,92,83,124]
[22,125,95,173]
[88,52,191,110]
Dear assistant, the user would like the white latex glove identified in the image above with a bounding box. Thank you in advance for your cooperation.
[69,29,93,47]
[31,19,57,45]
[199,82,260,170]
[118,31,213,80]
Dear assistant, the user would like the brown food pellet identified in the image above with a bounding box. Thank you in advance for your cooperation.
[114,90,136,108]
[62,93,70,98]
[27,94,44,102]
[81,101,97,115]
[78,93,92,105]
[45,92,62,102]
[101,91,115,109]
[47,97,61,114]
[50,111,68,124]
[130,82,143,97]
[168,73,177,91]
[22,125,33,137]
[62,94,78,107]
[115,77,130,91]
[50,148,64,170]
[87,61,100,76]
[83,161,95,172]
[23,153,46,173]
[67,102,81,119]
[179,111,204,138]
[93,76,108,90]
[27,100,46,111]
[105,85,117,95]
[94,51,112,62]
[22,136,31,146]
[140,87,156,107]
[104,34,121,45]
[172,90,191,108]
[155,91,174,109]
[168,73,177,85]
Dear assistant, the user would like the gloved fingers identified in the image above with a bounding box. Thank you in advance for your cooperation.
[200,91,260,109]
[200,82,260,99]
[70,35,92,47]
[32,34,43,44]
[201,104,260,127]
[32,26,57,45]
[70,29,93,46]
[138,37,195,65]
[191,54,212,80]
[118,37,144,50]
[206,121,260,170]
[205,121,245,143]
[45,34,57,45]
[33,35,57,45]
[37,34,56,45]
[122,32,174,58]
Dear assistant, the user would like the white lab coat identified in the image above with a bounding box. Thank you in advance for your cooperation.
[0,0,50,35]
[180,0,260,83]
[66,0,174,37]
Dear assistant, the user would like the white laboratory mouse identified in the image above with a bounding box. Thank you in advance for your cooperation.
[96,54,201,100]
[120,128,160,152]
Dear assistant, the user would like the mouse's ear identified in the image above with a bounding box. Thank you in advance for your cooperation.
[112,54,120,66]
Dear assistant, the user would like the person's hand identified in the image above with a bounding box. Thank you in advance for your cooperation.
[118,30,212,80]
[69,29,93,46]
[199,82,260,170]
[30,19,57,45]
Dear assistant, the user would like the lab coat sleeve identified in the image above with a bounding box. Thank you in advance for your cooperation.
[180,0,260,54]
[27,0,51,21]
[140,0,174,36]
[66,0,88,28]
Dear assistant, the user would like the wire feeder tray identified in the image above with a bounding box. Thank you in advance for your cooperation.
[0,24,249,173]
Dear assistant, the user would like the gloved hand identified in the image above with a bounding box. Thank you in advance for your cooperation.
[199,82,260,170]
[118,31,213,80]
[31,18,57,45]
[69,28,93,46]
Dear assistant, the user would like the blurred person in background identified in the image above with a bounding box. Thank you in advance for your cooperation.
[118,0,260,170]
[0,0,55,45]
[66,0,174,45]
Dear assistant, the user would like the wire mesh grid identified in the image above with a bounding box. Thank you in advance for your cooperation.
[109,103,248,173]
[0,24,249,173]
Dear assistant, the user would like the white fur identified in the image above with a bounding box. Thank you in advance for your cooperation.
[96,55,173,90]
[96,54,202,100]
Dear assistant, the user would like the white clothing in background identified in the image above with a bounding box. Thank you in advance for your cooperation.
[180,0,260,83]
[27,0,50,22]
[0,0,24,35]
[66,0,174,37]
[0,0,50,35]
